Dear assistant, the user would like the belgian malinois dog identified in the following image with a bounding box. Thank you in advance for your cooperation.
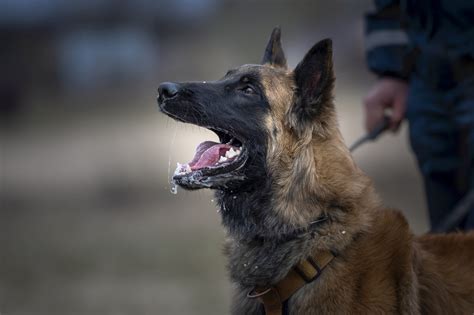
[157,28,474,314]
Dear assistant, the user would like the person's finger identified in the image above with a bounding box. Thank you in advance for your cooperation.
[389,94,407,131]
[364,101,385,133]
[364,88,386,132]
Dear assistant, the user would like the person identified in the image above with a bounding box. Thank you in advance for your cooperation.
[363,0,474,231]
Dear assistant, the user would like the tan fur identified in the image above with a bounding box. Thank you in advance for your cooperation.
[231,63,474,314]
[259,65,378,233]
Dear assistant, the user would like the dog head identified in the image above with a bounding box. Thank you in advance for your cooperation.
[158,28,355,201]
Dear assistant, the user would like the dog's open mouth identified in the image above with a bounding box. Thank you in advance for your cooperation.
[172,128,248,189]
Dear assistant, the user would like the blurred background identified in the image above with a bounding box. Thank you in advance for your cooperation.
[0,0,428,314]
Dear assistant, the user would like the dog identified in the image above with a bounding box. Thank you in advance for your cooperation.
[157,28,474,314]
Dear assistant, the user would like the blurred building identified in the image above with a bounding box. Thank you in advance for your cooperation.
[0,0,218,117]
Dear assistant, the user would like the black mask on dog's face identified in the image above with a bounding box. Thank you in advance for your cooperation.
[157,65,272,190]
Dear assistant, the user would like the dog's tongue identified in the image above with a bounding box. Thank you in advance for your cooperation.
[189,141,232,170]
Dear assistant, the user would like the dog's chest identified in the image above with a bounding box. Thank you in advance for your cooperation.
[225,237,313,287]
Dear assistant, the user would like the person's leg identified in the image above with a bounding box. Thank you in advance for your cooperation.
[406,76,463,231]
[453,78,474,230]
[464,200,474,229]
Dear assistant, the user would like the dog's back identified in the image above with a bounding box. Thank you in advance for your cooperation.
[286,209,474,314]
[415,232,474,313]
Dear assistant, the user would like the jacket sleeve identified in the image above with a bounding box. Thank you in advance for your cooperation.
[365,0,412,80]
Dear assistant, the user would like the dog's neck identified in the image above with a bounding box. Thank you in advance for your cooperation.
[215,175,378,288]
[216,179,297,242]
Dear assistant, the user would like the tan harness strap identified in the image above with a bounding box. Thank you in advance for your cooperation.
[247,250,335,315]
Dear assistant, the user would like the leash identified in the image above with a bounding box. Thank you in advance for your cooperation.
[350,117,473,232]
[431,189,474,233]
[247,250,335,315]
[349,116,390,152]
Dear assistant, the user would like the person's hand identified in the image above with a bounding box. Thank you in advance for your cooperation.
[363,77,408,132]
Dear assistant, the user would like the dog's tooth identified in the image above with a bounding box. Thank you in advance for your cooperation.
[225,148,238,158]
[174,163,184,175]
[219,156,228,163]
[174,163,192,175]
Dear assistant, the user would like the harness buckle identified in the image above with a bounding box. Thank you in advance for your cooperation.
[247,287,273,299]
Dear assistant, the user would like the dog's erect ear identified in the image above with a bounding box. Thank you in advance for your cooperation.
[291,39,334,128]
[262,27,287,68]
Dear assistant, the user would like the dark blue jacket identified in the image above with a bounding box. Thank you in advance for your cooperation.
[365,0,474,80]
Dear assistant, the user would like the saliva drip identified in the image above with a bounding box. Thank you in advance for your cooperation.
[168,123,178,195]
[170,182,178,195]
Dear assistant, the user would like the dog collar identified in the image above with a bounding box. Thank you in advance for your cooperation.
[246,249,335,315]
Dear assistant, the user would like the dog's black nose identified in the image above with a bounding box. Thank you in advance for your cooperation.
[158,82,180,102]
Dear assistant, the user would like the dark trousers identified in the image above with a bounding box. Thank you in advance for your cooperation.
[407,75,474,231]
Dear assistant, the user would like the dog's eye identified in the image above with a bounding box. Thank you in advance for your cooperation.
[241,86,255,95]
